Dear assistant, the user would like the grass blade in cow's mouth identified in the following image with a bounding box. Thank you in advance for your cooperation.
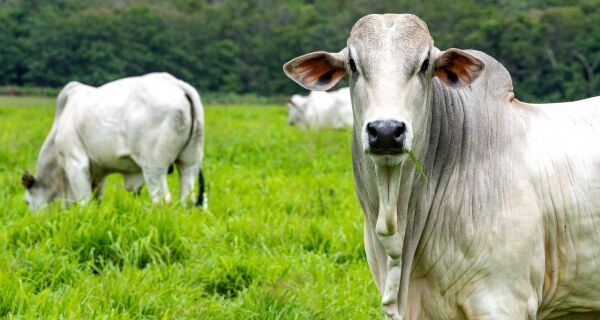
[407,150,428,184]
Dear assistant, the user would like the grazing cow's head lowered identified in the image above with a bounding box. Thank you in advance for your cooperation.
[22,136,67,211]
[22,169,61,212]
[284,13,484,166]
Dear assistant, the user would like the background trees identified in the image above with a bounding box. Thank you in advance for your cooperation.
[0,0,598,102]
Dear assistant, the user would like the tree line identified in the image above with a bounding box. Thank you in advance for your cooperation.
[0,0,598,102]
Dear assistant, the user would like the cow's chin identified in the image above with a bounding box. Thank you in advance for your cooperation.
[368,152,408,167]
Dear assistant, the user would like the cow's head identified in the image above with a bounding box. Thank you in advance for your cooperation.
[287,94,308,126]
[22,170,59,212]
[284,14,484,166]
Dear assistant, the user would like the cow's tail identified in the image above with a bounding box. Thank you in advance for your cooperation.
[197,168,206,208]
[173,76,206,207]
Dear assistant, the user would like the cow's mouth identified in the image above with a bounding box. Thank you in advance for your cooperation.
[368,151,407,167]
[369,149,405,156]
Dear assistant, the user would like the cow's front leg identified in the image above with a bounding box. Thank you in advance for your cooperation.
[374,165,403,320]
[64,156,93,205]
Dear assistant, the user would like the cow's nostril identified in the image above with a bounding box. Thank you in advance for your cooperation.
[394,127,401,138]
[367,123,377,138]
[394,123,406,138]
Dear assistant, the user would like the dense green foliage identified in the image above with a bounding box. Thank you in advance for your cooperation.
[0,0,598,102]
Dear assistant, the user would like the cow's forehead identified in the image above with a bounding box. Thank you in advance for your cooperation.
[348,14,432,60]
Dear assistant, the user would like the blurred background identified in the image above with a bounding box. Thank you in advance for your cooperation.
[1,2,600,318]
[0,0,598,102]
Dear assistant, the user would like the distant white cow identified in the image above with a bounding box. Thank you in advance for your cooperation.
[285,13,600,320]
[22,73,205,211]
[287,87,352,129]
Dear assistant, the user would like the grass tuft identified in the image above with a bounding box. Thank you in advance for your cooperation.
[203,264,254,299]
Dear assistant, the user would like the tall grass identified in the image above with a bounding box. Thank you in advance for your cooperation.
[0,97,379,319]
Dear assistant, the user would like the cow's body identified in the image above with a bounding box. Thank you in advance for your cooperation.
[288,87,352,128]
[23,73,205,210]
[355,51,600,319]
[284,13,600,319]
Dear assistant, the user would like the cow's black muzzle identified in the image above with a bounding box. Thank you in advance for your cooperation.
[367,120,406,155]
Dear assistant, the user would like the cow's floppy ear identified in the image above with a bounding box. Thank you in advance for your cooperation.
[434,49,484,89]
[283,50,346,91]
[22,171,35,189]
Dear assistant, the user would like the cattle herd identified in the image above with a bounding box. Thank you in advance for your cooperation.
[19,13,600,320]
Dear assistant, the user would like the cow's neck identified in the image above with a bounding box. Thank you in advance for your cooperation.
[401,78,525,289]
[36,130,67,199]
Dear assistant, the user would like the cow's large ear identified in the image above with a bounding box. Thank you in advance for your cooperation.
[434,49,484,89]
[283,50,346,91]
[22,171,35,189]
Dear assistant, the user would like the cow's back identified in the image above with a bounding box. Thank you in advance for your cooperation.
[332,87,353,127]
[306,88,352,128]
[56,73,193,173]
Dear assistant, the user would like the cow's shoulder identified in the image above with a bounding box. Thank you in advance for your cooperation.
[55,81,93,119]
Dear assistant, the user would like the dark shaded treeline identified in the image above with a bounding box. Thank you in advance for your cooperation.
[0,0,598,102]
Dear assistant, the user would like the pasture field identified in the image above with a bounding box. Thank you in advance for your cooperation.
[0,96,379,319]
[0,96,595,320]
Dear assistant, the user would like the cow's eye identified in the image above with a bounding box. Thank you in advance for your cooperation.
[420,58,429,73]
[349,59,357,73]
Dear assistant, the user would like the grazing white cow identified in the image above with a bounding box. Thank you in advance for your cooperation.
[287,87,352,128]
[284,14,600,319]
[22,73,205,211]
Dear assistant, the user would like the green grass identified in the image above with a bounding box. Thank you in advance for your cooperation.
[0,96,379,319]
[1,96,597,320]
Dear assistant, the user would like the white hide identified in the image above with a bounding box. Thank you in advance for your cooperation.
[24,73,204,211]
[287,87,352,129]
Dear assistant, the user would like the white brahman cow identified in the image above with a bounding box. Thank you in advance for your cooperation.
[287,87,352,128]
[22,73,205,211]
[284,13,600,319]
